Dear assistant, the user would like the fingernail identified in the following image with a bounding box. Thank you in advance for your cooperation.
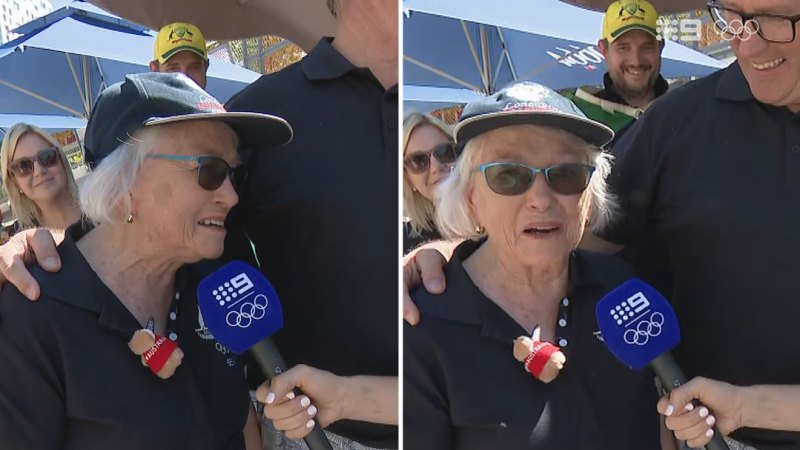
[429,279,443,290]
[699,407,709,418]
[664,404,674,416]
[44,257,59,268]
[286,392,295,400]
[27,288,37,299]
[266,392,275,404]
[306,419,315,429]
[705,429,714,438]
[685,403,694,411]
[308,405,317,416]
[300,396,311,407]
[706,415,716,426]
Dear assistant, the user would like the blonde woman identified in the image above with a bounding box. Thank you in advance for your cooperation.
[403,112,457,253]
[0,123,80,232]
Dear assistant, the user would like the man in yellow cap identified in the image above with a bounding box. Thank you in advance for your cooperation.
[150,22,209,89]
[566,0,667,143]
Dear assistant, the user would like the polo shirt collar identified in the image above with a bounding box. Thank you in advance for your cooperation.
[301,37,359,81]
[46,220,190,337]
[716,62,755,103]
[426,239,605,339]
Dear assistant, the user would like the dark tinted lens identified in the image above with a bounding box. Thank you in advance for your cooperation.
[432,143,457,165]
[404,153,430,174]
[484,164,533,196]
[545,163,593,195]
[197,157,232,191]
[38,148,59,168]
[9,158,34,177]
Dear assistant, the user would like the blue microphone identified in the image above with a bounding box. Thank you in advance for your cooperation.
[596,279,729,450]
[198,260,333,450]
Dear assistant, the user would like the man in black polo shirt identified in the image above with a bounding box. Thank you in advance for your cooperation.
[209,0,399,448]
[565,0,668,145]
[593,1,800,447]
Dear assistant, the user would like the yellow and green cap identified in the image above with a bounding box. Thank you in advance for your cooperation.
[154,22,208,64]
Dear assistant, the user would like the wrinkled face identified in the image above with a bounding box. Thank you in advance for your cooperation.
[601,30,662,101]
[159,50,208,89]
[404,124,454,201]
[132,120,238,263]
[467,126,593,269]
[10,133,68,204]
[727,0,800,111]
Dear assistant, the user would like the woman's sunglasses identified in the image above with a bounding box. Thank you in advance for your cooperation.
[147,153,238,191]
[8,148,60,177]
[403,142,458,174]
[478,162,595,196]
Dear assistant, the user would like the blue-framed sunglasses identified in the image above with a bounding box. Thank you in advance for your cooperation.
[147,153,238,191]
[478,162,595,196]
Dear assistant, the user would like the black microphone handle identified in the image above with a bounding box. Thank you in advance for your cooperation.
[251,338,333,450]
[651,353,729,450]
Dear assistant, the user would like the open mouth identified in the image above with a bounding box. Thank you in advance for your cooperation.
[198,219,225,229]
[523,225,561,236]
[753,57,785,71]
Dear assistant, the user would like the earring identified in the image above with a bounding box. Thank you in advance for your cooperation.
[126,212,134,223]
[475,225,485,234]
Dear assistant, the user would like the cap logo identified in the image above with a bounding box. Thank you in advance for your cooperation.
[502,102,560,114]
[169,26,194,44]
[197,100,226,113]
[619,2,647,22]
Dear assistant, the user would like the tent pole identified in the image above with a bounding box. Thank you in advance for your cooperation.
[65,53,90,116]
[0,78,83,116]
[403,56,481,91]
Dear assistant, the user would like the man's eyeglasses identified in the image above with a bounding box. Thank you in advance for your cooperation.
[478,162,595,196]
[403,143,458,174]
[147,153,237,191]
[708,1,800,43]
[8,148,60,177]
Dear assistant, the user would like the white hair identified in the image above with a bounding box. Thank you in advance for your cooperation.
[436,124,618,240]
[79,127,163,224]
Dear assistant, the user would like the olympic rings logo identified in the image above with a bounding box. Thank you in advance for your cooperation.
[715,18,760,41]
[226,294,269,328]
[623,312,664,346]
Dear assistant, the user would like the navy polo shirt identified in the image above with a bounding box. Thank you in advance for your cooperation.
[0,222,250,450]
[225,38,398,447]
[404,240,660,450]
[601,62,800,449]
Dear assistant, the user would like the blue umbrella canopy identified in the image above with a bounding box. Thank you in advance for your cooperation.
[404,0,727,110]
[0,1,259,121]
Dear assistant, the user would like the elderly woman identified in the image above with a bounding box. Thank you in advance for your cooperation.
[403,112,457,253]
[0,73,292,450]
[404,82,661,450]
[0,123,81,231]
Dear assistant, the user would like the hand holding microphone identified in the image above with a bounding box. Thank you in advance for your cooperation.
[595,279,729,450]
[198,261,333,450]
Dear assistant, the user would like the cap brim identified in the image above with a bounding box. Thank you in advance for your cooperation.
[454,110,614,148]
[609,24,659,42]
[145,112,293,149]
[157,46,209,64]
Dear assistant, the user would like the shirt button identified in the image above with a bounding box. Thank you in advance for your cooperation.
[387,119,396,129]
[558,318,567,327]
[175,292,181,300]
[792,144,800,155]
[559,338,568,347]
[169,312,177,320]
[561,298,569,307]
[169,332,178,341]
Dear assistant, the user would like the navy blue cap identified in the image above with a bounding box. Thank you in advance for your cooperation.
[454,82,614,147]
[84,72,293,165]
